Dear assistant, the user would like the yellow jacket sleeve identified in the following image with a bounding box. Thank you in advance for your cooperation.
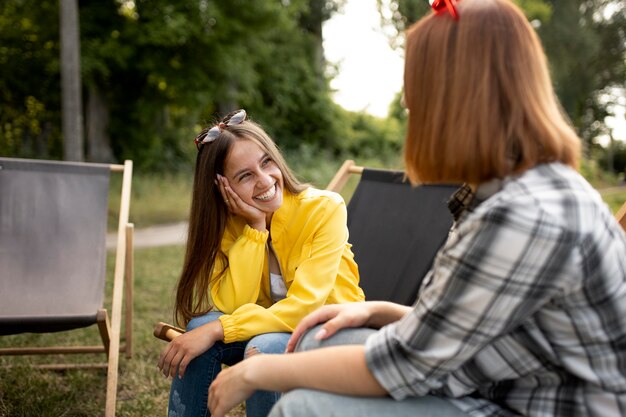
[219,198,352,343]
[210,224,269,312]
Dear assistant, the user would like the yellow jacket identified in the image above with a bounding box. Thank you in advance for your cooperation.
[212,187,365,343]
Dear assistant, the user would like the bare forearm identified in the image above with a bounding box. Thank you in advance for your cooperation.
[208,343,389,416]
[246,345,387,396]
[366,301,412,328]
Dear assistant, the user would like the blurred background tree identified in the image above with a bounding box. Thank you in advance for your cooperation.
[0,0,624,176]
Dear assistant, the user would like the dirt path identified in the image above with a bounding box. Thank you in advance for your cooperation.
[106,221,188,250]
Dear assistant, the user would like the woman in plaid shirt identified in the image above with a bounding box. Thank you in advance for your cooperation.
[207,1,626,416]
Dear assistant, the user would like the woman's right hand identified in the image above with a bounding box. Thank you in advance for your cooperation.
[158,320,224,379]
[286,301,412,353]
[217,174,266,231]
[285,302,374,353]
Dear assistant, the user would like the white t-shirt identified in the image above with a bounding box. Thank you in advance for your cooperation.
[269,272,287,302]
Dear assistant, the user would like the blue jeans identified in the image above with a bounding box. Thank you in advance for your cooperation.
[168,311,291,417]
[268,325,469,417]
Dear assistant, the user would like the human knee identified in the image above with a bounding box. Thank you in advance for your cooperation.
[244,332,290,358]
[296,326,376,352]
[168,388,186,417]
[294,325,325,352]
[186,311,223,331]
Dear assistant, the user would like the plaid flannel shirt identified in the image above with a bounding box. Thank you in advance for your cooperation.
[365,163,626,417]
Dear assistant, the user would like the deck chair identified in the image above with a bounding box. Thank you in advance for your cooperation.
[0,157,134,417]
[153,159,458,341]
[327,160,457,305]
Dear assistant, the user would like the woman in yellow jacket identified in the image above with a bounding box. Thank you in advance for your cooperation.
[157,109,364,417]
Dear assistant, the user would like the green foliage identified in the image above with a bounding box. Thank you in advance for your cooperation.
[602,189,626,213]
[376,0,551,47]
[579,157,616,187]
[2,0,623,178]
[514,0,553,21]
[108,170,194,230]
[538,1,626,147]
[592,138,626,178]
[0,0,62,158]
[0,0,348,171]
[338,108,405,159]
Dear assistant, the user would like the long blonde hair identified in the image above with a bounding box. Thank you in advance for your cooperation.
[403,0,581,185]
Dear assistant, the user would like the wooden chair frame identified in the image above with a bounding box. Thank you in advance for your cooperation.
[0,160,134,417]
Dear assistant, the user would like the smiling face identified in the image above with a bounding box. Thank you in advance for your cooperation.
[223,138,284,215]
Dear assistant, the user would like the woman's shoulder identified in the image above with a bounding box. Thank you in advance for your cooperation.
[475,163,610,235]
[292,187,345,206]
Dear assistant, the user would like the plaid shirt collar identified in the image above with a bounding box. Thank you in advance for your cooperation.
[447,179,503,222]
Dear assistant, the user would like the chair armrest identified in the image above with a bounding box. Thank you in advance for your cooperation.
[153,322,185,342]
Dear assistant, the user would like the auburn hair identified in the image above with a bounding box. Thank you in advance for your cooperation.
[175,115,307,326]
[403,0,581,185]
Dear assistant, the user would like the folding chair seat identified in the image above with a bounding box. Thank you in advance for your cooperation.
[0,157,134,417]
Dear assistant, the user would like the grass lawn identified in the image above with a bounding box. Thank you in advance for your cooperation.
[0,245,245,417]
[600,188,626,214]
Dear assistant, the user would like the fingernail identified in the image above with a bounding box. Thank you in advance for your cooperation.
[314,328,327,340]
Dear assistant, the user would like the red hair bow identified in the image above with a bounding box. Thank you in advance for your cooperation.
[429,0,460,20]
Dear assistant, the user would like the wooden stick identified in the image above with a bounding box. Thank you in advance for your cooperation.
[153,322,185,342]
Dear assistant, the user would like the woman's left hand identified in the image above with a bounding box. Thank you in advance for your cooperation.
[208,358,257,417]
[157,320,224,379]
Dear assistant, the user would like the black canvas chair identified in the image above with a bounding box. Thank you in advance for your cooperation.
[327,160,458,305]
[0,157,134,417]
[153,160,458,341]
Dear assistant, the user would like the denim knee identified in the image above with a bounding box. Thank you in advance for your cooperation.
[186,311,223,331]
[244,332,291,358]
[295,325,377,352]
[295,325,325,352]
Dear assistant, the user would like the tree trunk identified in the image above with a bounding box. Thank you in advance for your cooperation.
[60,0,84,161]
[86,85,114,163]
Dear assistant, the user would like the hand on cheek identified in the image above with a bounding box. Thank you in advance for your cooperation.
[217,175,267,231]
